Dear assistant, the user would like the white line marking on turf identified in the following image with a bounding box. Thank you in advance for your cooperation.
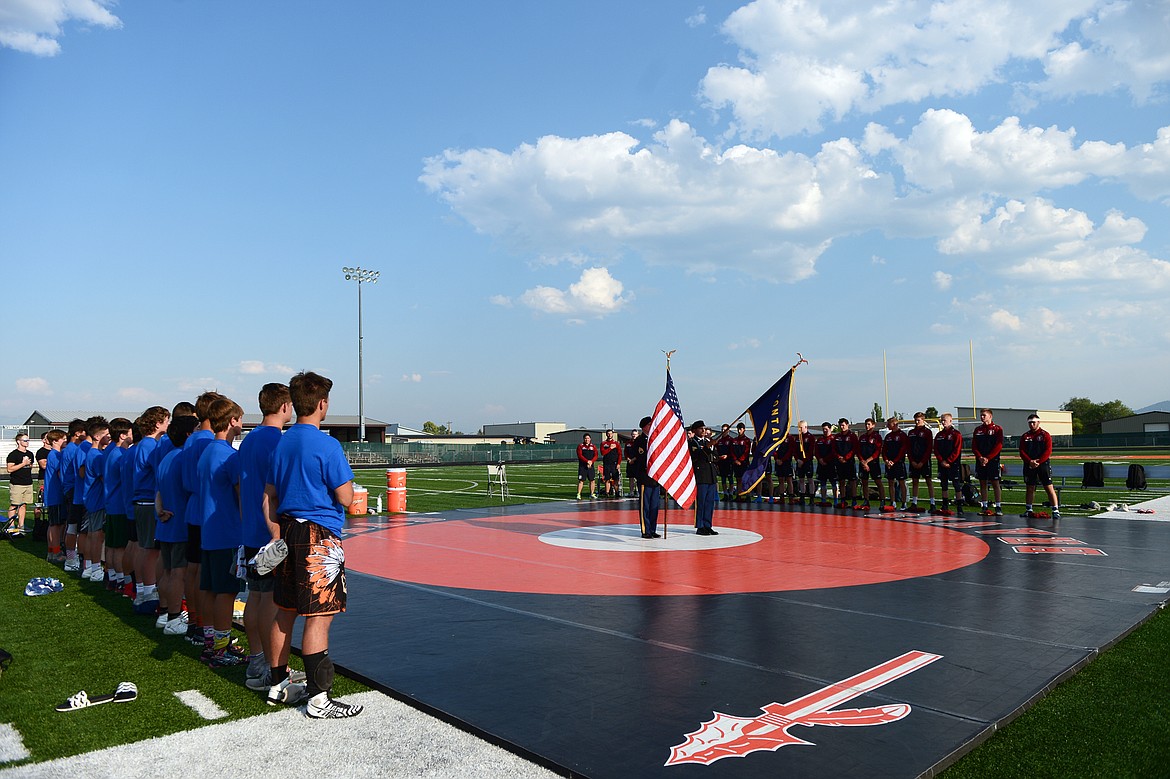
[0,724,30,763]
[173,690,227,720]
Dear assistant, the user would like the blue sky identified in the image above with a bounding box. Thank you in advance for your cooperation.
[2,0,1167,434]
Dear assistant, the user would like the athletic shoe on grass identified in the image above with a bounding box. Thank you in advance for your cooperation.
[994,507,1004,516]
[268,678,308,706]
[163,616,189,636]
[207,649,246,667]
[155,613,169,629]
[306,692,363,719]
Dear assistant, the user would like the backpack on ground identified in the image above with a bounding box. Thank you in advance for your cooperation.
[1126,464,1147,491]
[1082,461,1105,488]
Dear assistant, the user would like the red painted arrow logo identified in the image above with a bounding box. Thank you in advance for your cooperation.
[666,650,942,766]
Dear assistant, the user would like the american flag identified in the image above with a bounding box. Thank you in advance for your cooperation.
[647,369,696,509]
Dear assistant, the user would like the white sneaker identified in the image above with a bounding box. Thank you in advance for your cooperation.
[163,615,189,636]
[306,692,363,719]
[85,566,104,581]
[267,677,308,706]
[63,559,80,572]
[154,613,169,629]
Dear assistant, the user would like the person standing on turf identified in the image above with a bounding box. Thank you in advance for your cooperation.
[833,418,860,510]
[933,413,964,515]
[906,413,934,513]
[197,397,247,667]
[599,429,623,499]
[576,433,598,500]
[238,382,293,689]
[857,418,884,511]
[972,408,1004,516]
[264,371,363,718]
[883,417,909,510]
[1019,414,1061,520]
[6,433,35,536]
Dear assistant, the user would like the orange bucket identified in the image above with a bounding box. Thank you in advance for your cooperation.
[348,488,368,516]
[387,487,406,513]
[386,468,406,489]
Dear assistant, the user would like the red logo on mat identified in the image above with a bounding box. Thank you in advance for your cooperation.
[666,650,941,766]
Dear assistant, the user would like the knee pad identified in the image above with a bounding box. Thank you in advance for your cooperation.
[312,653,335,692]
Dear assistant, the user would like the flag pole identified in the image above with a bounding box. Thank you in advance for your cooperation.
[661,349,675,540]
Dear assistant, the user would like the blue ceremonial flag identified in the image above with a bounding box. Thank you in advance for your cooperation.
[738,368,796,496]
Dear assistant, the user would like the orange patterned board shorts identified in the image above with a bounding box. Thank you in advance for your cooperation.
[274,515,347,616]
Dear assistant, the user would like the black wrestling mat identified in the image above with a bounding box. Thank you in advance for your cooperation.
[319,502,1169,777]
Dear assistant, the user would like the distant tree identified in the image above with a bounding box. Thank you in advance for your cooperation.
[924,406,939,420]
[871,402,883,423]
[422,421,452,435]
[1060,398,1134,434]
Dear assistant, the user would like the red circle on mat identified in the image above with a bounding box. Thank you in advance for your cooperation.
[343,509,989,596]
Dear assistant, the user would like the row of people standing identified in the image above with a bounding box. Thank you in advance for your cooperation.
[28,373,363,718]
[613,408,1060,535]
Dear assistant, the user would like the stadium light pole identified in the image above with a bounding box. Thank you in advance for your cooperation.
[342,266,379,442]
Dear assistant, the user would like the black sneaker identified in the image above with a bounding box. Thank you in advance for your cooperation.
[641,532,660,539]
[696,528,719,536]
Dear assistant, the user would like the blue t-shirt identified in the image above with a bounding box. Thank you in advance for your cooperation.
[131,437,159,502]
[73,440,93,505]
[61,442,78,494]
[103,446,127,515]
[198,439,242,550]
[154,447,189,543]
[238,425,282,549]
[44,449,63,506]
[269,424,354,535]
[120,443,136,516]
[82,447,106,513]
[182,430,214,527]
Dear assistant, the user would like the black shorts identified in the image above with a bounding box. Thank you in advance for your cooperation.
[275,515,347,617]
[104,513,129,549]
[717,460,733,477]
[69,502,85,526]
[975,456,1001,482]
[794,460,813,478]
[1024,461,1053,487]
[773,460,793,479]
[937,462,962,483]
[836,460,857,482]
[909,461,932,479]
[578,463,595,482]
[200,548,241,595]
[47,504,67,527]
[816,462,834,482]
[859,461,882,481]
[186,524,203,564]
[885,461,907,481]
[603,462,620,481]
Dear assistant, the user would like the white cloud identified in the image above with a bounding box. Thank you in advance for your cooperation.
[401,373,422,383]
[237,360,294,376]
[686,8,707,27]
[489,294,513,307]
[939,197,1170,288]
[117,387,152,402]
[1032,0,1170,103]
[989,309,1022,331]
[698,0,1161,141]
[729,338,761,350]
[0,0,121,56]
[518,267,631,317]
[932,271,953,290]
[422,110,1167,297]
[15,377,50,394]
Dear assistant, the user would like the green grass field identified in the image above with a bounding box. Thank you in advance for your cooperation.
[1,457,1167,773]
